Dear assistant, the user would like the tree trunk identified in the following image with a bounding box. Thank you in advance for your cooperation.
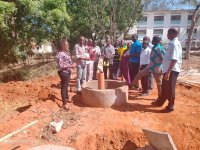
[186,4,200,60]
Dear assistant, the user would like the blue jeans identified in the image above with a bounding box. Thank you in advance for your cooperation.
[76,64,87,91]
[58,71,70,105]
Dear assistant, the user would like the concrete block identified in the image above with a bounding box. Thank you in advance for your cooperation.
[142,128,177,150]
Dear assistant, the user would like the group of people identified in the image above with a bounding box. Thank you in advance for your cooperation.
[56,28,182,112]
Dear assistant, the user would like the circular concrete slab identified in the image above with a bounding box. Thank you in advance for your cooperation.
[82,80,128,107]
[28,145,75,150]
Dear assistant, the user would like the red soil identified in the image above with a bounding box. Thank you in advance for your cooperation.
[0,75,200,150]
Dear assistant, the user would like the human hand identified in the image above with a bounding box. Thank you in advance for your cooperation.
[157,48,161,54]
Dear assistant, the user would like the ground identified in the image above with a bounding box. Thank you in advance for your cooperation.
[0,56,200,150]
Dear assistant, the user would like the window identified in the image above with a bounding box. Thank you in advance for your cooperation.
[154,16,164,21]
[188,15,192,20]
[188,15,192,24]
[137,30,146,35]
[171,15,181,24]
[171,15,181,20]
[154,16,164,25]
[139,16,147,25]
[153,29,163,35]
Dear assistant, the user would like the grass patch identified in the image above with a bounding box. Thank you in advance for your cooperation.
[0,61,57,83]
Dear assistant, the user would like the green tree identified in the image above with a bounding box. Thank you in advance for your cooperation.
[67,0,143,43]
[183,0,200,60]
[0,0,70,64]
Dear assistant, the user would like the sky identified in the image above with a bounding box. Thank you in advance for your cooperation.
[144,0,200,11]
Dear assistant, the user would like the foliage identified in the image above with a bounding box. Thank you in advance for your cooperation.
[67,0,143,44]
[0,68,30,82]
[0,61,57,82]
[0,0,70,64]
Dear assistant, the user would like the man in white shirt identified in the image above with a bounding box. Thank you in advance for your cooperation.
[92,41,101,80]
[74,36,90,94]
[140,40,151,96]
[152,28,182,112]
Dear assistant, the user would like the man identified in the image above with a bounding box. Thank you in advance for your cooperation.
[139,39,151,96]
[131,36,165,100]
[92,41,101,80]
[129,34,142,89]
[101,38,115,79]
[113,40,120,80]
[74,36,89,94]
[152,28,182,112]
[86,39,94,81]
[143,36,154,90]
[117,40,127,79]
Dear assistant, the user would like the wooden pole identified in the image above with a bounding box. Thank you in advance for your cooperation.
[0,120,38,143]
[98,72,105,89]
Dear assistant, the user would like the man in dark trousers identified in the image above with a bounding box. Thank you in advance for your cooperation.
[152,28,182,112]
[102,38,115,79]
[129,34,142,89]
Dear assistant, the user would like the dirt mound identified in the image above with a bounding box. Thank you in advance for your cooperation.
[80,129,146,150]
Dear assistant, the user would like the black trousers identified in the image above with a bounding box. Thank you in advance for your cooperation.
[103,64,113,79]
[140,64,149,93]
[58,71,70,105]
[129,62,140,87]
[93,61,98,79]
[157,71,179,108]
[113,62,119,79]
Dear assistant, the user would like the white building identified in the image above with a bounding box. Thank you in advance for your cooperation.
[128,9,200,48]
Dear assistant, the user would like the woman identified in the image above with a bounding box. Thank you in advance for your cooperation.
[56,39,75,110]
[121,42,132,87]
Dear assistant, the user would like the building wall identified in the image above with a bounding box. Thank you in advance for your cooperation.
[128,10,200,48]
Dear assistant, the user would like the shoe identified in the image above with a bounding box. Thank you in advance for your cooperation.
[76,91,82,95]
[161,106,174,113]
[165,105,174,111]
[141,92,149,96]
[133,87,138,90]
[151,99,162,106]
